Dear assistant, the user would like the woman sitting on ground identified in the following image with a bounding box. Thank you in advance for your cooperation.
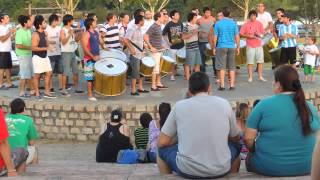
[148,102,171,163]
[245,65,320,176]
[96,109,133,163]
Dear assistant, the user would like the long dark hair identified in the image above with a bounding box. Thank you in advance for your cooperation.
[274,65,311,135]
[159,102,171,129]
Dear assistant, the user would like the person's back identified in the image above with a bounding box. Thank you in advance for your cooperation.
[247,94,319,176]
[214,18,237,48]
[96,122,132,162]
[134,127,149,149]
[164,94,238,176]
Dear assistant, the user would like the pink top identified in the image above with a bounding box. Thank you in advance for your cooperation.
[240,20,264,48]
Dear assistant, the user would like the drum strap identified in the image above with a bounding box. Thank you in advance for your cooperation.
[129,40,143,52]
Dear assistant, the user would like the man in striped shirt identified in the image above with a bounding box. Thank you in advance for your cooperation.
[278,13,298,66]
[100,13,122,50]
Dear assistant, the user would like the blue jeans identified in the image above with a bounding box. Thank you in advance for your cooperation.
[199,42,216,74]
[159,142,240,179]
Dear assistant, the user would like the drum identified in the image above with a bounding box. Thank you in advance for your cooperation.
[205,43,213,57]
[262,33,273,46]
[94,58,128,96]
[176,47,186,64]
[140,57,156,77]
[160,55,175,74]
[100,49,128,62]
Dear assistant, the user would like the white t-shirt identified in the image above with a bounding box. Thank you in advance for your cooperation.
[61,27,77,53]
[257,11,273,30]
[46,25,61,56]
[304,44,319,66]
[0,24,12,52]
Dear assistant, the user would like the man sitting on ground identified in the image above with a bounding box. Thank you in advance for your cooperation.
[157,72,241,179]
[6,98,39,165]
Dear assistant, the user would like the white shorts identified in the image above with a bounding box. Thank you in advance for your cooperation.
[151,52,162,74]
[32,55,52,74]
[169,49,178,61]
[246,46,264,65]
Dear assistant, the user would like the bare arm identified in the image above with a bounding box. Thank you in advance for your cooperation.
[16,44,31,50]
[0,29,15,42]
[144,34,157,52]
[244,127,258,153]
[81,32,95,59]
[60,29,72,45]
[0,139,17,176]
[31,33,47,52]
[158,132,175,148]
[312,133,320,180]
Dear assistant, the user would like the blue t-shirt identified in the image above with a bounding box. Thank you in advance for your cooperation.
[278,24,298,48]
[214,18,239,48]
[247,93,320,176]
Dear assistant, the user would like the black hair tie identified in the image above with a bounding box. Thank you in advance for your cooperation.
[292,80,301,90]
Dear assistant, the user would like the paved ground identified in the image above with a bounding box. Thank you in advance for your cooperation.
[4,141,309,180]
[1,65,320,105]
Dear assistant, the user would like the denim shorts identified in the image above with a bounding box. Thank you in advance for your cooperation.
[0,148,29,177]
[186,48,201,67]
[18,56,33,79]
[61,52,79,76]
[159,142,240,179]
[130,55,141,79]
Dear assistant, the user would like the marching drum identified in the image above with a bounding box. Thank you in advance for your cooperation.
[205,43,213,58]
[160,55,175,74]
[94,58,128,96]
[100,49,128,63]
[140,56,156,77]
[176,47,186,64]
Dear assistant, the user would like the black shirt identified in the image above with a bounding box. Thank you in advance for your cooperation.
[162,21,185,50]
[32,31,47,58]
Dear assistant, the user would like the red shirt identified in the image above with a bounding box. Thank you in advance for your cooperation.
[0,109,9,169]
[240,20,264,48]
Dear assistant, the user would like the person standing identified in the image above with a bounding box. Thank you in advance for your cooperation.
[31,15,56,99]
[182,13,201,80]
[272,8,285,68]
[144,12,167,91]
[124,15,149,96]
[162,10,185,81]
[128,9,145,30]
[213,7,240,91]
[81,17,104,101]
[256,3,273,33]
[78,12,88,29]
[278,13,298,66]
[46,13,63,94]
[142,10,154,35]
[60,14,83,96]
[0,13,16,90]
[240,10,266,82]
[15,15,34,97]
[197,7,216,73]
[118,13,130,40]
[100,13,121,50]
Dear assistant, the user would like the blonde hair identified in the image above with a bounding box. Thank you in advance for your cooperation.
[236,103,250,128]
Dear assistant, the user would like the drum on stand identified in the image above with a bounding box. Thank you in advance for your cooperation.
[160,55,175,74]
[100,49,128,63]
[140,56,156,77]
[176,47,186,64]
[94,58,128,96]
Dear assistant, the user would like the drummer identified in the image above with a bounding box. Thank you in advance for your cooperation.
[162,10,184,81]
[240,10,267,82]
[124,15,149,96]
[144,12,168,91]
[81,17,104,101]
[100,13,121,50]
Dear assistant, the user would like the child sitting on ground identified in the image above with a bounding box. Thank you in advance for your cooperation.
[148,102,171,163]
[236,103,250,160]
[303,36,319,82]
[134,113,153,149]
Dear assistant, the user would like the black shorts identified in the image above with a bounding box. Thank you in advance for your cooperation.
[0,52,12,69]
[280,47,297,65]
[49,55,63,74]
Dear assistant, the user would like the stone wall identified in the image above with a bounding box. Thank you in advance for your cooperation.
[0,89,320,142]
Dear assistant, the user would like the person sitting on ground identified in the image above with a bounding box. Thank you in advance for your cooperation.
[148,102,171,163]
[157,72,241,178]
[236,103,250,160]
[5,98,39,165]
[0,107,27,177]
[134,113,152,149]
[312,133,320,180]
[96,109,133,163]
[245,65,320,177]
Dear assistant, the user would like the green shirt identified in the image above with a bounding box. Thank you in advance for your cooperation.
[6,114,38,150]
[15,28,32,57]
[134,128,149,149]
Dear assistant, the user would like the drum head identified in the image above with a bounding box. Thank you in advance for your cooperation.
[100,49,128,62]
[206,43,211,50]
[262,33,273,46]
[177,48,186,58]
[94,58,127,76]
[142,57,156,67]
[240,40,246,48]
[162,55,175,63]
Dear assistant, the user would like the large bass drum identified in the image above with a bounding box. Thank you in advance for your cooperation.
[94,58,127,96]
[100,49,128,63]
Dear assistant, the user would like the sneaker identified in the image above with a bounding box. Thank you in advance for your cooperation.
[259,77,267,82]
[248,78,253,83]
[43,93,57,99]
[75,89,85,94]
[218,87,225,91]
[35,95,42,101]
[66,86,72,91]
[88,97,97,101]
[0,85,9,90]
[61,90,71,97]
[170,76,175,81]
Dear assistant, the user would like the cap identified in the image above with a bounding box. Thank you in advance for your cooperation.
[111,109,122,122]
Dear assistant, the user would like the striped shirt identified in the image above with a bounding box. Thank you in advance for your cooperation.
[100,24,122,49]
[134,128,149,149]
[146,23,162,50]
[183,23,199,49]
[278,24,298,48]
[214,18,239,49]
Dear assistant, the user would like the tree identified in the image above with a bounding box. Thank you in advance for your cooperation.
[231,0,252,21]
[53,0,80,15]
[140,0,170,14]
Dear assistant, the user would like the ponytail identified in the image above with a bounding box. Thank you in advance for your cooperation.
[292,80,312,136]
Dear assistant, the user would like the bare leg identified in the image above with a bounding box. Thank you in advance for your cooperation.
[58,74,63,89]
[151,74,157,89]
[138,78,144,90]
[194,65,200,72]
[33,74,40,96]
[220,69,225,88]
[156,74,162,86]
[19,79,26,96]
[229,70,235,88]
[44,71,52,95]
[16,162,26,174]
[27,79,35,94]
[170,64,176,80]
[73,73,79,90]
[0,69,4,86]
[185,65,191,80]
[5,69,12,86]
[247,64,253,81]
[230,156,241,174]
[87,81,93,97]
[157,155,172,175]
[257,63,264,79]
[62,75,67,90]
[131,79,137,93]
